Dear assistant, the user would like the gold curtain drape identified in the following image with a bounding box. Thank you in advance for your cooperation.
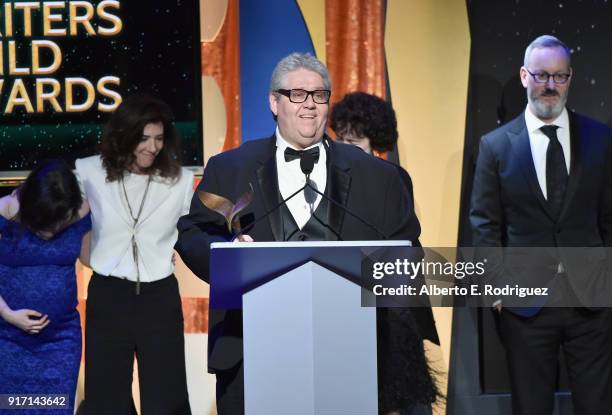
[325,0,387,106]
[202,0,241,151]
[325,0,387,157]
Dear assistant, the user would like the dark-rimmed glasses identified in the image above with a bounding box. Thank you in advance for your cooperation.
[276,89,331,104]
[525,69,571,84]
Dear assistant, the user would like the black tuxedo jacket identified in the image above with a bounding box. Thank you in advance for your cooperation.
[176,135,421,371]
[470,111,612,314]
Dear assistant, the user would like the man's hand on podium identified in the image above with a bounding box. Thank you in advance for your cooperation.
[234,234,254,242]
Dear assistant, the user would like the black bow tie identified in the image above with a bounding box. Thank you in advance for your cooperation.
[284,146,320,163]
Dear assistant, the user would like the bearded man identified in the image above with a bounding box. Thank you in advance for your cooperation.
[470,35,612,415]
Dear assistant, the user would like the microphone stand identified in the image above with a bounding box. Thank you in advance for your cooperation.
[300,151,388,240]
[302,176,389,240]
[235,182,307,238]
[237,149,389,240]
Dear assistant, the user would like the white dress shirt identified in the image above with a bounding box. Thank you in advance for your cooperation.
[524,106,571,200]
[525,106,570,275]
[275,128,327,229]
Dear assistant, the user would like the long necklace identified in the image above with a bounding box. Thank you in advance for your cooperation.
[121,174,152,295]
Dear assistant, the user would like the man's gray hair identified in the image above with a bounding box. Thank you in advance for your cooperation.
[524,35,571,67]
[269,52,331,92]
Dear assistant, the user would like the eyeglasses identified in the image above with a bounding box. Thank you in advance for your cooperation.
[276,89,331,104]
[525,69,571,84]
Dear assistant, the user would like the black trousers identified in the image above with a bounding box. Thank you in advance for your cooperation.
[84,273,191,415]
[499,307,612,415]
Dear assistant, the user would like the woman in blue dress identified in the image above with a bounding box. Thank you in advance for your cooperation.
[0,160,91,414]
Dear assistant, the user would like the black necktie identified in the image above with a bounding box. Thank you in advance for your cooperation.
[541,125,568,219]
[284,146,320,163]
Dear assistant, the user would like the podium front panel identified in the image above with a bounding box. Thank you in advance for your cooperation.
[243,262,378,415]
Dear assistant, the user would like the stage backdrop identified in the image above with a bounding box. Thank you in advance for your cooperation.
[0,0,202,177]
[198,2,470,415]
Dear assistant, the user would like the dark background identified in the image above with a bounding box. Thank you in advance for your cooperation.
[0,0,202,174]
[457,0,612,398]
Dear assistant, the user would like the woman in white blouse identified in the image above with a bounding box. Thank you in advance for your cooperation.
[76,94,193,414]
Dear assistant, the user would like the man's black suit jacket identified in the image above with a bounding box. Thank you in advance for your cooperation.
[470,111,612,315]
[176,135,421,372]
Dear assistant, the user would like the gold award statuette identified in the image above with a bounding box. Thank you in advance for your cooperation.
[198,184,253,233]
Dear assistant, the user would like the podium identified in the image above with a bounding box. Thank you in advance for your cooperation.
[210,240,412,415]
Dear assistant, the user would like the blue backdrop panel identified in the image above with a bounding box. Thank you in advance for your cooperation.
[239,0,316,142]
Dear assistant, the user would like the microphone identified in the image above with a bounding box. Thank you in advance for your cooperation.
[235,181,308,238]
[238,145,389,240]
[300,151,318,205]
[236,149,318,238]
[300,151,316,176]
[299,150,389,240]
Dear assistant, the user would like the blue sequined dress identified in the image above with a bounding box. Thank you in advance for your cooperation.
[0,215,91,414]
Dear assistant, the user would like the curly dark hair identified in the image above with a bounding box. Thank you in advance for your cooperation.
[99,93,181,182]
[330,92,398,152]
[17,159,82,235]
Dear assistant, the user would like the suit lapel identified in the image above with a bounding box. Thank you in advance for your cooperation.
[558,112,583,221]
[252,135,352,240]
[507,116,557,221]
[254,136,283,241]
[326,139,351,238]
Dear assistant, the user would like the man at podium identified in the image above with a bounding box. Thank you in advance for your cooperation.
[176,53,437,414]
